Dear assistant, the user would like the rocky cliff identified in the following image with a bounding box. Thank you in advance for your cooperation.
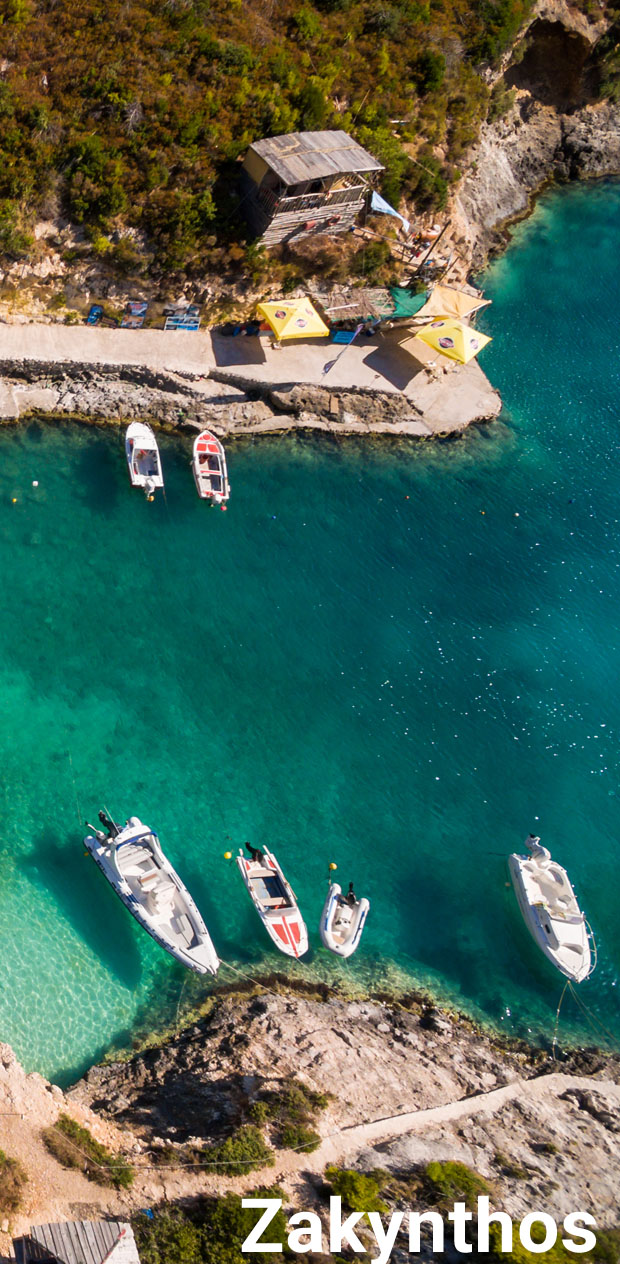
[453,0,620,267]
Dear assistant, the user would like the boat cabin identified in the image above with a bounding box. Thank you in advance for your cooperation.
[241,130,383,246]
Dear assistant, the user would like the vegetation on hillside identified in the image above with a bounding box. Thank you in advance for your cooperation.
[42,1112,134,1189]
[0,0,539,282]
[133,1188,290,1264]
[198,1124,274,1176]
[248,1075,329,1153]
[0,1147,28,1214]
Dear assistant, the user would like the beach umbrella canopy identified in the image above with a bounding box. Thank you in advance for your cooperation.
[414,285,491,322]
[415,318,492,364]
[256,298,330,340]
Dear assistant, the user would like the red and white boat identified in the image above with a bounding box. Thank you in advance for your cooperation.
[236,846,308,959]
[192,430,230,505]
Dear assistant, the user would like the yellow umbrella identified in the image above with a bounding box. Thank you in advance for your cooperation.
[415,284,491,322]
[256,297,329,341]
[415,318,492,364]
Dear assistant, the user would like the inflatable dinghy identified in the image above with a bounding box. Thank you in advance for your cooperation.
[320,882,369,958]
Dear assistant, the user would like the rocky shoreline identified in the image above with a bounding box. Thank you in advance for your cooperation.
[2,980,620,1247]
[0,343,503,439]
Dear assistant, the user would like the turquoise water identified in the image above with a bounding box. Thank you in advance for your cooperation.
[2,181,620,1084]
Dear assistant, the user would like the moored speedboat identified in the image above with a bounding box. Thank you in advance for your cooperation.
[320,881,369,958]
[84,812,219,975]
[236,844,308,958]
[509,834,594,983]
[125,422,164,499]
[192,430,230,506]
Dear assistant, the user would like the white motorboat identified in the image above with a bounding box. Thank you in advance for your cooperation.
[125,422,164,499]
[320,882,369,958]
[84,812,219,975]
[509,835,594,983]
[192,430,230,505]
[236,845,308,958]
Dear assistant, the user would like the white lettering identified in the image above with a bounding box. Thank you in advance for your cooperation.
[477,1196,513,1252]
[367,1211,403,1264]
[448,1202,473,1253]
[562,1213,597,1253]
[329,1196,365,1253]
[519,1213,558,1253]
[409,1211,444,1254]
[287,1212,323,1254]
[241,1199,283,1253]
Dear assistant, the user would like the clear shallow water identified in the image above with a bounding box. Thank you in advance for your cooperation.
[2,181,620,1084]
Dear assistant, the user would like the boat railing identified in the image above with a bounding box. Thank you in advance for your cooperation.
[585,919,598,978]
[117,830,154,847]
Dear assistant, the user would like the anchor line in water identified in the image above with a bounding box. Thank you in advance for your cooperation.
[552,979,569,1062]
[67,749,83,827]
[568,980,617,1047]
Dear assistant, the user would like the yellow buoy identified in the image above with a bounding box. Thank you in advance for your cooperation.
[11,498,17,504]
[224,851,232,860]
[329,862,337,871]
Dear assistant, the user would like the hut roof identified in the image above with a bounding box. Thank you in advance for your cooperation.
[247,131,383,185]
[14,1222,140,1264]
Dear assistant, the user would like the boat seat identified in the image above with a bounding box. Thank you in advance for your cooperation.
[138,869,160,891]
[263,896,286,908]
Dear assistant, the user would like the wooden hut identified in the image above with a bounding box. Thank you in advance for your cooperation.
[241,131,383,246]
[13,1221,141,1264]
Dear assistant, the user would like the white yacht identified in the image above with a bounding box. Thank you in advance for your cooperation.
[84,812,219,975]
[509,835,594,982]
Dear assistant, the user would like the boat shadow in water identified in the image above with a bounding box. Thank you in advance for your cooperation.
[25,830,143,991]
[175,857,265,966]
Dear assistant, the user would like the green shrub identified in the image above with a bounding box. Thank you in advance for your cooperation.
[207,1188,290,1262]
[294,5,322,40]
[424,1160,491,1209]
[133,1213,203,1264]
[0,1148,27,1214]
[488,83,517,120]
[325,1166,388,1214]
[248,1100,274,1124]
[249,1076,329,1151]
[413,49,446,93]
[0,201,32,259]
[202,1125,274,1177]
[355,239,392,280]
[134,1187,290,1264]
[42,1113,134,1189]
[280,1123,321,1153]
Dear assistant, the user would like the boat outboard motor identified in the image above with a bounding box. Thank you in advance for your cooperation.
[245,841,265,864]
[525,834,552,864]
[342,881,357,908]
[98,809,121,838]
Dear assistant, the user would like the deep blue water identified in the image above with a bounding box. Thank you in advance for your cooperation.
[1,180,619,1085]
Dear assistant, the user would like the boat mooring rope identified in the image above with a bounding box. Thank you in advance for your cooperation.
[67,749,83,827]
[568,979,617,1048]
[551,980,569,1062]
